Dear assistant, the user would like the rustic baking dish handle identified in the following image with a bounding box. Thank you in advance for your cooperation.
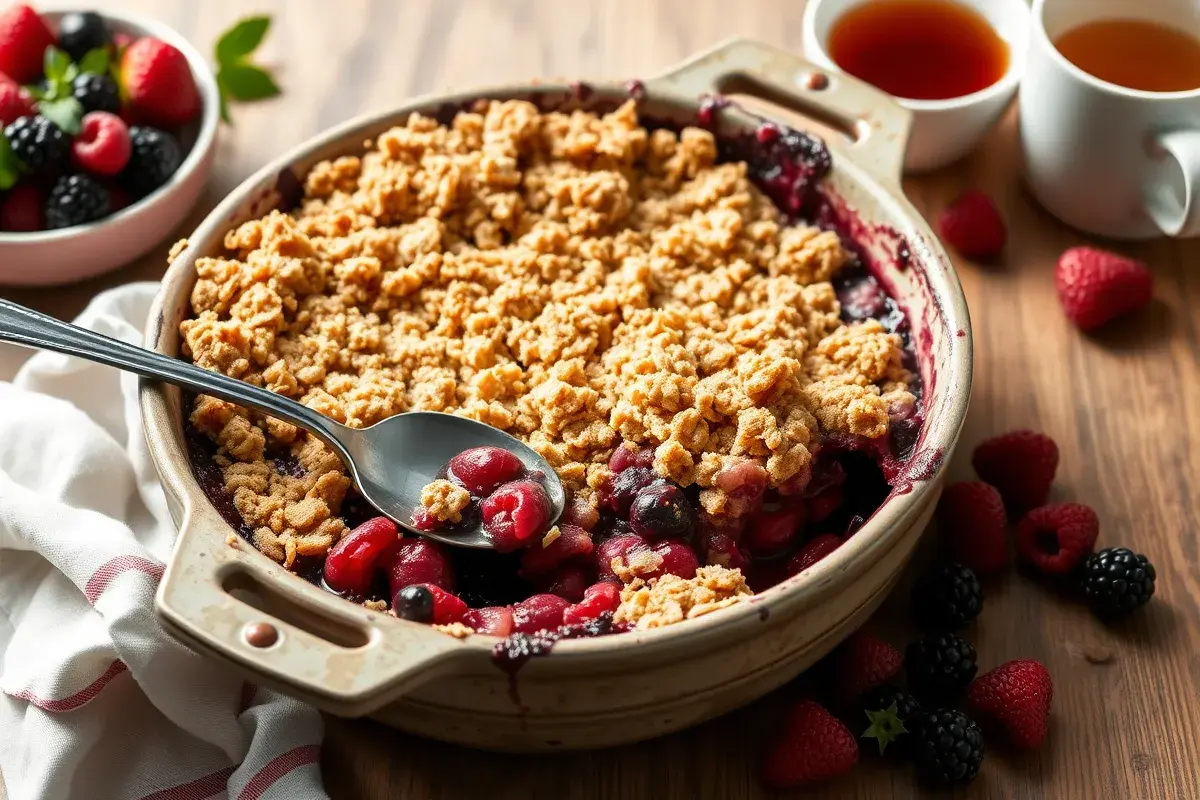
[156,507,471,717]
[649,38,912,185]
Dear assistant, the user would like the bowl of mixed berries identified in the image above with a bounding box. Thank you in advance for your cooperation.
[0,5,219,286]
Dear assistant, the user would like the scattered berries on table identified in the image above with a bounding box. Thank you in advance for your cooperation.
[0,79,34,125]
[1055,246,1154,331]
[4,114,68,171]
[71,72,121,115]
[936,481,1008,574]
[911,709,985,785]
[121,36,201,128]
[44,173,109,229]
[0,180,41,231]
[972,429,1060,514]
[912,562,982,631]
[967,659,1053,750]
[936,189,1006,260]
[0,4,56,83]
[830,632,903,704]
[1016,502,1099,575]
[905,632,978,702]
[71,111,131,176]
[859,684,921,757]
[1081,547,1156,617]
[121,125,182,197]
[56,11,112,62]
[761,699,859,788]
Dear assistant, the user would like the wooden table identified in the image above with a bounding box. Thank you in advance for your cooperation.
[5,1,1198,798]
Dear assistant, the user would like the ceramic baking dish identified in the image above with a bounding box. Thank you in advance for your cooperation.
[140,38,972,751]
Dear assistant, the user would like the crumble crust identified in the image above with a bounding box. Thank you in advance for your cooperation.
[419,479,471,523]
[180,100,914,564]
[613,565,752,629]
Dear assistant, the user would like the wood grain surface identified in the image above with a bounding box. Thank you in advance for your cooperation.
[4,1,1199,798]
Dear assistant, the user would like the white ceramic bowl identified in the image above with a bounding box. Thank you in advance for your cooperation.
[0,9,219,287]
[802,0,1030,173]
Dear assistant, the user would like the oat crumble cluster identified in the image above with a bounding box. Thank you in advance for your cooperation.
[180,99,914,571]
[614,565,752,630]
[419,479,471,523]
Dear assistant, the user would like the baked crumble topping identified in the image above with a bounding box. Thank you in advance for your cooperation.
[180,99,914,574]
[613,565,752,629]
[419,479,471,523]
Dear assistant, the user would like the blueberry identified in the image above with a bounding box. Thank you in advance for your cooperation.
[394,585,434,623]
[604,466,657,516]
[629,482,695,540]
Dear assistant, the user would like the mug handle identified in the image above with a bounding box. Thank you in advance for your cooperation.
[1145,129,1200,238]
[647,38,913,186]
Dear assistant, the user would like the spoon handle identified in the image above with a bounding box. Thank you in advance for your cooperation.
[0,298,352,461]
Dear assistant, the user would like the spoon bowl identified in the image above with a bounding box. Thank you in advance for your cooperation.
[0,298,564,549]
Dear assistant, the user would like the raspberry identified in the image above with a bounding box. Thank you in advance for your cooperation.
[1015,502,1099,575]
[446,445,525,496]
[0,4,55,83]
[829,632,902,704]
[0,182,42,232]
[1055,246,1153,331]
[4,115,68,172]
[71,112,132,177]
[935,481,1007,574]
[1080,547,1156,617]
[971,429,1059,513]
[785,534,842,577]
[519,523,593,576]
[121,126,181,198]
[120,37,201,128]
[936,190,1006,260]
[761,700,858,788]
[562,581,621,625]
[481,479,552,553]
[966,659,1053,750]
[0,80,33,126]
[44,174,110,229]
[321,517,399,596]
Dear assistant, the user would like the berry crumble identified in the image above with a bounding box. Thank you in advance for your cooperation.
[180,98,921,639]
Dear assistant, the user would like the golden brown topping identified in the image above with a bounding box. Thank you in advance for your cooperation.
[419,479,471,523]
[614,566,752,629]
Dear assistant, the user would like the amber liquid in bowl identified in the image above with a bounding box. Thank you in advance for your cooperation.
[1054,19,1200,93]
[827,0,1009,101]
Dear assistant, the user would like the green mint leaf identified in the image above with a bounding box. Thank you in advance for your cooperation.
[218,92,232,125]
[78,47,111,76]
[217,64,280,102]
[37,97,84,135]
[43,46,72,83]
[24,83,50,102]
[0,136,19,191]
[215,16,271,65]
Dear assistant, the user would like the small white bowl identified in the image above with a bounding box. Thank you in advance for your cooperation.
[0,8,219,287]
[802,0,1030,173]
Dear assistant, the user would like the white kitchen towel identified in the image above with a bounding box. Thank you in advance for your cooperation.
[0,283,329,800]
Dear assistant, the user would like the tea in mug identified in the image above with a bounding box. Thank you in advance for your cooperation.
[1054,19,1200,93]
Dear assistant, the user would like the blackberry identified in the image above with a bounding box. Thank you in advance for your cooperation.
[71,73,121,115]
[911,709,985,785]
[57,11,113,62]
[44,174,111,229]
[393,585,434,623]
[859,683,921,757]
[905,632,977,702]
[121,126,182,198]
[1081,547,1156,617]
[4,116,69,172]
[911,562,983,631]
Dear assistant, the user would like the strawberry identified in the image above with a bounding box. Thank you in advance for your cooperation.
[936,481,1008,574]
[967,659,1053,749]
[936,190,1006,260]
[0,4,55,84]
[972,429,1059,514]
[120,37,200,128]
[1015,502,1099,575]
[761,699,858,788]
[1055,246,1153,331]
[829,632,902,704]
[0,78,34,125]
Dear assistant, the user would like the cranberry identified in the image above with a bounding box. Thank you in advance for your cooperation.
[386,538,455,595]
[703,531,749,570]
[535,564,591,602]
[650,540,700,579]
[393,585,435,622]
[512,594,571,634]
[629,482,695,540]
[745,505,807,557]
[482,479,552,553]
[806,486,845,523]
[786,534,843,577]
[463,605,515,636]
[601,467,657,516]
[411,507,438,532]
[563,581,621,625]
[322,517,399,595]
[520,524,594,576]
[714,460,768,516]
[608,443,654,474]
[447,446,525,495]
[595,533,651,581]
[561,497,600,531]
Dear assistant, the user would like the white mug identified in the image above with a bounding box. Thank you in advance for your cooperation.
[1020,0,1200,239]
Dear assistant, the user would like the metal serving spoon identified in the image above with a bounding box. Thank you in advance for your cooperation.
[0,298,565,549]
